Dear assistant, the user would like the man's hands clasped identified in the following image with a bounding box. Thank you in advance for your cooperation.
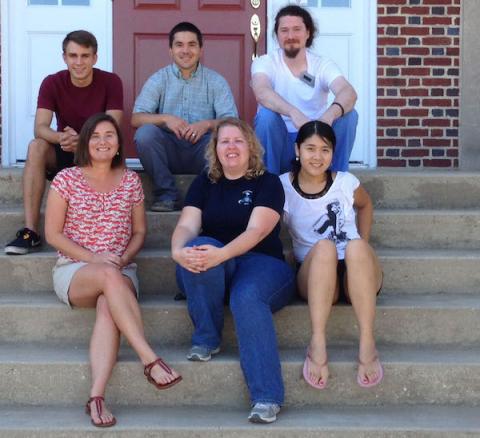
[163,116,209,144]
[59,126,79,152]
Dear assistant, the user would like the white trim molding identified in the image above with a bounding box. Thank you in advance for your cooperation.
[1,1,12,166]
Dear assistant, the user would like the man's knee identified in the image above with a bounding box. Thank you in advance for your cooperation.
[344,108,359,127]
[334,108,359,131]
[26,138,52,162]
[134,124,164,151]
[254,107,283,130]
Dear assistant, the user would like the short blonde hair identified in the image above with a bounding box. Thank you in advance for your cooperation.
[205,118,265,182]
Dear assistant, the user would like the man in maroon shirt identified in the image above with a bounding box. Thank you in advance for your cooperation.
[5,30,124,255]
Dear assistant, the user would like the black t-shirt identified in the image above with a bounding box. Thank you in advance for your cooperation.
[184,171,285,260]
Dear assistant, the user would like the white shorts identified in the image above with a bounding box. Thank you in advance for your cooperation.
[52,258,140,308]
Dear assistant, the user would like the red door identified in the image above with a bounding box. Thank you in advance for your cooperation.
[113,0,267,157]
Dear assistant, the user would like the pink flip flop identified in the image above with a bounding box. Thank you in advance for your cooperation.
[302,350,328,390]
[357,357,384,388]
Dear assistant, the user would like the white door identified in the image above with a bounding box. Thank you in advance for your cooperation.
[1,0,112,165]
[267,0,376,167]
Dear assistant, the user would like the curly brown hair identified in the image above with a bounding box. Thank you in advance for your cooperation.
[205,118,265,182]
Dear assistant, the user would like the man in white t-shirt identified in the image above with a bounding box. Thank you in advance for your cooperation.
[251,5,358,174]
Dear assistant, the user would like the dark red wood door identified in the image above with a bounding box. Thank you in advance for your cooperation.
[113,0,267,157]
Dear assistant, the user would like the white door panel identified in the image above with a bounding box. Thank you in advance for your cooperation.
[267,0,376,167]
[3,0,112,164]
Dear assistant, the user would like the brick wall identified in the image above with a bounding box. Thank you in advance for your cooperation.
[377,0,461,168]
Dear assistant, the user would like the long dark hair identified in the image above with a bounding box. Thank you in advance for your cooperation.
[292,120,336,175]
[74,113,124,168]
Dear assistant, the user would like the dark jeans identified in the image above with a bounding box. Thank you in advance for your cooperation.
[254,107,359,174]
[176,236,296,405]
[134,124,209,202]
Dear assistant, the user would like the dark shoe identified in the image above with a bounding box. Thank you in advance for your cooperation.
[150,200,176,212]
[5,228,41,255]
[174,292,187,301]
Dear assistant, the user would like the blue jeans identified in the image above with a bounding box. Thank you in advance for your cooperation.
[176,236,296,405]
[254,107,359,174]
[134,124,210,202]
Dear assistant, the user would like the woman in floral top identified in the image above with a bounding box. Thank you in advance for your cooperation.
[45,113,181,428]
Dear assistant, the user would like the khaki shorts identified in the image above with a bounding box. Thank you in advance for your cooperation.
[52,257,140,308]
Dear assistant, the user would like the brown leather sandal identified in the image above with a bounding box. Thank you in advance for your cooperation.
[85,396,116,428]
[144,357,182,390]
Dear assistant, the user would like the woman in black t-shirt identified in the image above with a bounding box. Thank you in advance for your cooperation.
[171,118,295,424]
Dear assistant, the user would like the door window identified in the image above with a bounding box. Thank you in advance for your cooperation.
[28,0,90,5]
[321,0,351,7]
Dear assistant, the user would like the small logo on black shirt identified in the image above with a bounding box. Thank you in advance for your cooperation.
[238,190,253,205]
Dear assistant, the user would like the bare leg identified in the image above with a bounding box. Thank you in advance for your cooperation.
[297,240,339,386]
[88,295,119,425]
[69,263,180,386]
[344,239,383,385]
[23,139,56,232]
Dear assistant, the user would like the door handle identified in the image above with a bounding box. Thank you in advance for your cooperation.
[250,14,261,60]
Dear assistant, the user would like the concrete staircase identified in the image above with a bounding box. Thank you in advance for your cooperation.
[0,168,479,437]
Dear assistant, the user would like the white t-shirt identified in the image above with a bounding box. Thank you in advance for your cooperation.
[251,48,343,132]
[280,171,360,261]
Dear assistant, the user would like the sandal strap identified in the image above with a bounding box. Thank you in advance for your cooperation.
[86,396,105,415]
[358,355,379,367]
[144,357,173,377]
[306,349,328,369]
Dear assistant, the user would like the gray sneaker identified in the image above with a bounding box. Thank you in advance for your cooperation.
[186,345,220,362]
[248,403,281,424]
[150,200,176,212]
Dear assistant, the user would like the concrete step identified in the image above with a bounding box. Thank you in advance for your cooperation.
[1,343,479,407]
[371,209,480,250]
[2,249,480,296]
[355,169,480,209]
[1,292,479,346]
[0,404,479,437]
[2,207,480,250]
[2,167,480,209]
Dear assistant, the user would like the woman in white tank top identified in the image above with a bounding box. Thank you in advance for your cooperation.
[280,120,383,390]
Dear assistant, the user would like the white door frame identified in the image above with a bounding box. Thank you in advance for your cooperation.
[1,0,113,167]
[1,1,13,167]
[366,0,378,168]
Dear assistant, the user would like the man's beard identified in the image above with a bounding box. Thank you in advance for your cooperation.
[284,47,301,58]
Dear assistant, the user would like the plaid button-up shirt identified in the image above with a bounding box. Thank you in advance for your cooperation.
[133,63,238,122]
